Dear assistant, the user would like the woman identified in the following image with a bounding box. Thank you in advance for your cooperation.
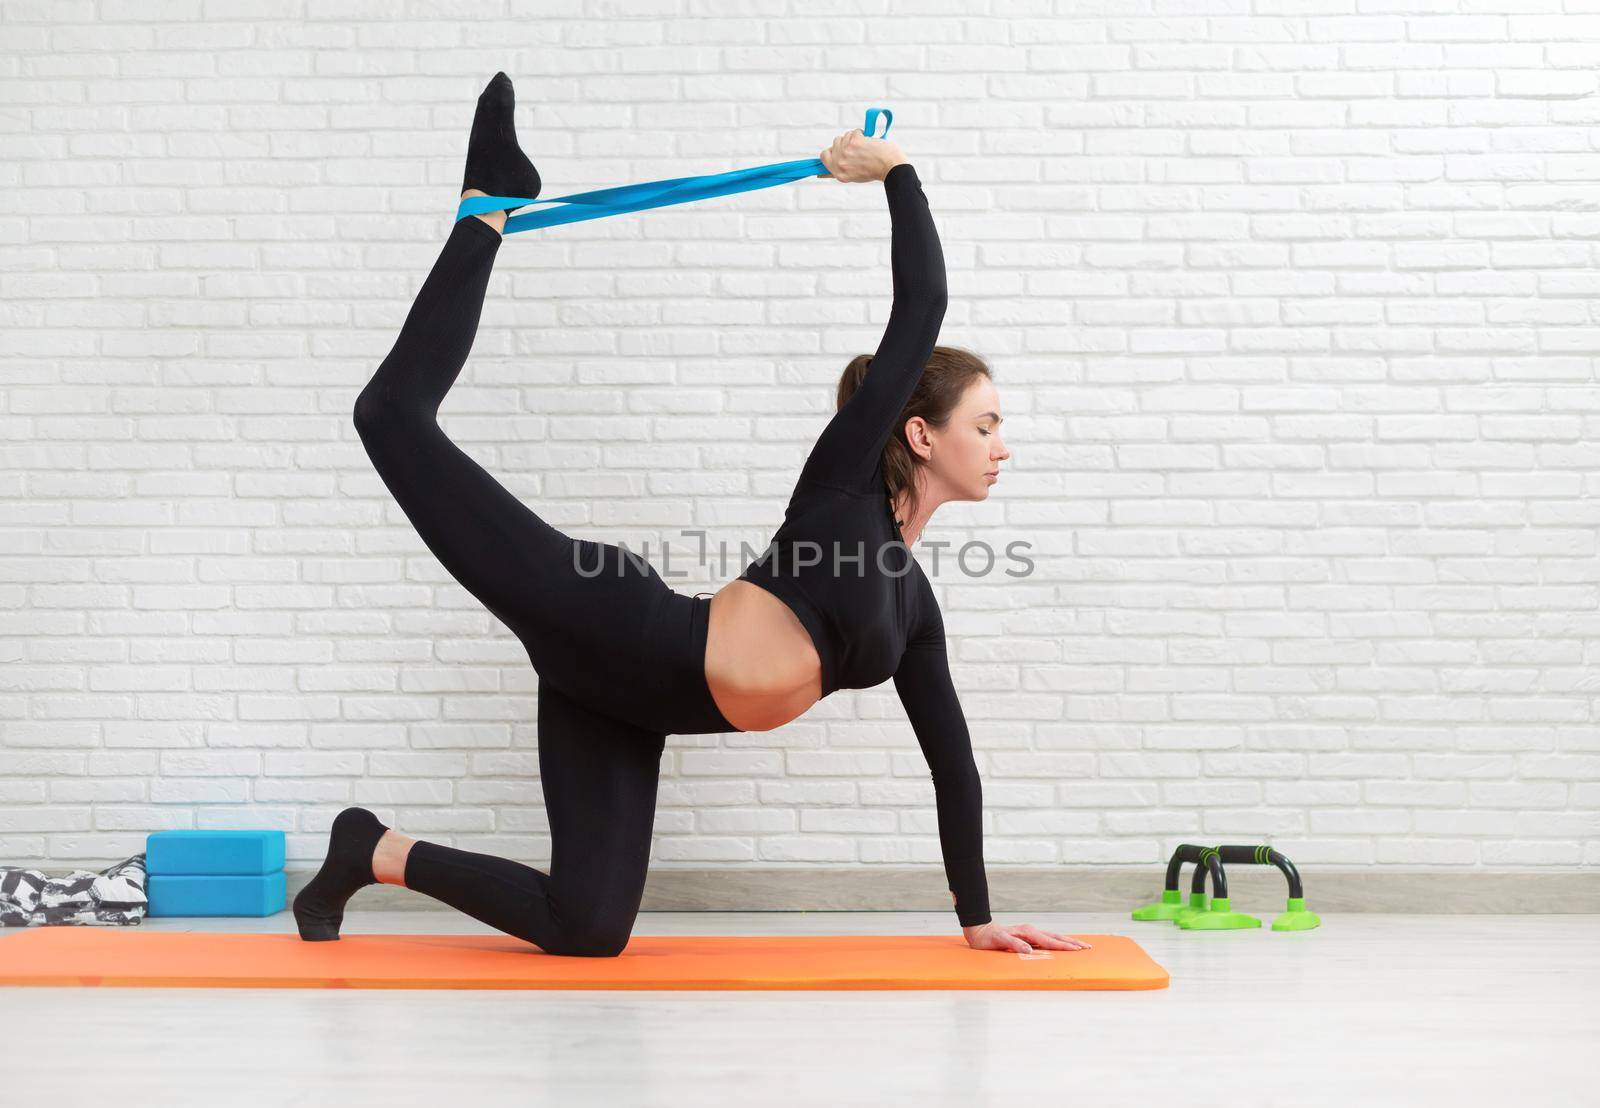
[294,72,1088,958]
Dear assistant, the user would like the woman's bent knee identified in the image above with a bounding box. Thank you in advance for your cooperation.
[353,387,400,439]
[353,388,436,460]
[541,917,634,958]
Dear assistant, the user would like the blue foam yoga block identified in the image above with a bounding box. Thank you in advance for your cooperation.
[147,872,286,918]
[145,830,286,876]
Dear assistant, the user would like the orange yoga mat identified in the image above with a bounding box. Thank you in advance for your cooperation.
[0,930,1168,991]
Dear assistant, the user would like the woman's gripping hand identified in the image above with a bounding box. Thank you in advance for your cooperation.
[818,127,908,183]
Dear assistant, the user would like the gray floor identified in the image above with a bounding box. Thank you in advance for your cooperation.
[2,910,1595,1107]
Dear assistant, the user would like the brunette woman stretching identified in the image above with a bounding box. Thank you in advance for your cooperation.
[294,72,1087,958]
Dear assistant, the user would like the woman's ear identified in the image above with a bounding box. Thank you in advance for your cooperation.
[902,415,934,462]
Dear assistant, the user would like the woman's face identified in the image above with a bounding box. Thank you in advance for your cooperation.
[924,375,1009,502]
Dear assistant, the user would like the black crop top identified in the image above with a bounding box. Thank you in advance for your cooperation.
[735,162,991,928]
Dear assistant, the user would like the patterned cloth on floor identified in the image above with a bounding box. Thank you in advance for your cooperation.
[0,853,148,927]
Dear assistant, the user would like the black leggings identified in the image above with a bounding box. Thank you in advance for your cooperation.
[354,215,741,957]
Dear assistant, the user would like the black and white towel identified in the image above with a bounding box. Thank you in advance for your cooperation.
[0,854,148,927]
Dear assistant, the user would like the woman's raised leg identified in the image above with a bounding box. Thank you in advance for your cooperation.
[351,213,678,722]
[352,216,575,624]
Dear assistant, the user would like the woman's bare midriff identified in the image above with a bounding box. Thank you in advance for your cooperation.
[703,581,824,732]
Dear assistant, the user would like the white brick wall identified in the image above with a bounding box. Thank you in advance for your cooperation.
[2,2,1597,879]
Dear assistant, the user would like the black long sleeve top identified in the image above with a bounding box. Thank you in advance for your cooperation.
[735,162,991,927]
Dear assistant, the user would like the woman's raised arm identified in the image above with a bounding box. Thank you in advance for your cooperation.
[798,158,949,492]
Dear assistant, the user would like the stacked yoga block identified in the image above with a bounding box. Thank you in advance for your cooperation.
[145,830,286,917]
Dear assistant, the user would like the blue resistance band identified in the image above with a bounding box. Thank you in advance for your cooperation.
[455,108,893,235]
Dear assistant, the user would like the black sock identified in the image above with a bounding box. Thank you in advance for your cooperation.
[461,71,541,212]
[292,806,389,941]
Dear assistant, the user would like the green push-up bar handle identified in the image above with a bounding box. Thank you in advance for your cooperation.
[456,107,894,234]
[1215,844,1305,900]
[1211,845,1319,931]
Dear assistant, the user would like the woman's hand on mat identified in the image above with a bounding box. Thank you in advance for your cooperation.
[818,127,906,183]
[963,922,1092,954]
